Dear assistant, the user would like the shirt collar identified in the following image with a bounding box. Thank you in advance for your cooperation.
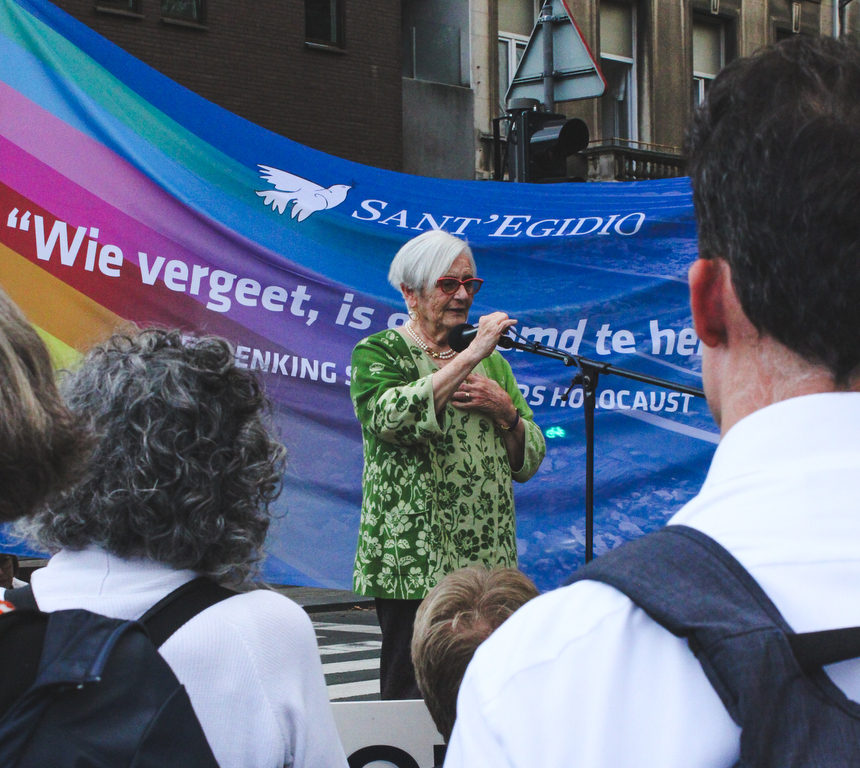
[30,546,196,616]
[701,392,860,492]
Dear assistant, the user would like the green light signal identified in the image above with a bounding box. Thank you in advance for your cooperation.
[545,427,566,439]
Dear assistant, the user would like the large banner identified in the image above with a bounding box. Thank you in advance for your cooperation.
[0,0,718,592]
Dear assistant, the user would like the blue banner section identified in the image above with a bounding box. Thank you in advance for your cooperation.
[0,0,716,592]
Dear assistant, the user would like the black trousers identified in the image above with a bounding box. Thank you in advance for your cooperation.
[375,597,423,700]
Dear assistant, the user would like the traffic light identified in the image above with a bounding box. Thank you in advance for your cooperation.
[494,102,590,183]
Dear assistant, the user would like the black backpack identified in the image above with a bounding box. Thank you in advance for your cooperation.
[0,577,235,768]
[567,525,860,767]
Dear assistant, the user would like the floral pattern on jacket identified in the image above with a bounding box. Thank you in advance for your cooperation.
[350,329,546,599]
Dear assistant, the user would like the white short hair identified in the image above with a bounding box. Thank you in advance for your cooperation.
[388,230,476,299]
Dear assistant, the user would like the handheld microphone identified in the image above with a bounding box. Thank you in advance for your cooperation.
[448,323,515,352]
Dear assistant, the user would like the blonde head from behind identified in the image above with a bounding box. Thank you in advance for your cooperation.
[411,566,539,741]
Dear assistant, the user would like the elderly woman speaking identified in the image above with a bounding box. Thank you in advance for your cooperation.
[350,229,545,699]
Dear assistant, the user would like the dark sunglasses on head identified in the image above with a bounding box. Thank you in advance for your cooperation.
[435,277,483,295]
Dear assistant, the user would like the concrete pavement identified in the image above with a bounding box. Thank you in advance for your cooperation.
[268,584,375,614]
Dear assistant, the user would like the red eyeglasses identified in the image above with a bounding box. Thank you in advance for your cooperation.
[435,277,484,295]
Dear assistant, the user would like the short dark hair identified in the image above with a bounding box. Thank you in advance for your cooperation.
[411,567,539,741]
[21,329,286,587]
[0,288,88,522]
[685,35,860,383]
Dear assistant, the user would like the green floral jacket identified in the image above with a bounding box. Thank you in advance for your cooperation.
[350,329,546,599]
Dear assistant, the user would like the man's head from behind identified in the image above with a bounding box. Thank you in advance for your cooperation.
[412,567,539,741]
[686,36,860,389]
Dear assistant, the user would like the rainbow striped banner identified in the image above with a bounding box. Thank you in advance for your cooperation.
[0,0,716,590]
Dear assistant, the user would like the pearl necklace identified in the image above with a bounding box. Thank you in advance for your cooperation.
[406,322,457,360]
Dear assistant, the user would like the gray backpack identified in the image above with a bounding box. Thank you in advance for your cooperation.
[568,525,860,767]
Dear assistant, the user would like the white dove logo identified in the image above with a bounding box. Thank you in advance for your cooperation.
[256,165,352,222]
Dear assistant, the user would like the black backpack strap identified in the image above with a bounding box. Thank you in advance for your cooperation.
[139,578,236,648]
[789,626,860,673]
[4,583,38,612]
[4,579,236,647]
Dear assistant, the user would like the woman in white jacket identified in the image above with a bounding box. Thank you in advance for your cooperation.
[19,328,348,768]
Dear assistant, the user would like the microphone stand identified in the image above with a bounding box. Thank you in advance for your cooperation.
[497,335,706,564]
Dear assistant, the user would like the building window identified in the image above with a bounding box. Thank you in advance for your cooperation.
[161,0,205,23]
[500,0,538,37]
[499,32,529,111]
[306,0,345,48]
[600,1,637,142]
[402,0,469,87]
[403,20,463,86]
[97,0,141,12]
[692,19,724,107]
[498,0,536,110]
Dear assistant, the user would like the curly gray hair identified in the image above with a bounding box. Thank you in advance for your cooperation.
[20,328,286,587]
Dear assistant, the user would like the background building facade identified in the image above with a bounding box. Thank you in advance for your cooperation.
[565,0,837,179]
[52,0,854,181]
[404,0,851,180]
[51,0,404,171]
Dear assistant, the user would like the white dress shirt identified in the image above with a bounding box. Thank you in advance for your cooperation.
[445,392,860,768]
[27,548,349,768]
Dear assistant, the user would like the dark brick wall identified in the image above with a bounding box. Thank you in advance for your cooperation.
[51,0,403,170]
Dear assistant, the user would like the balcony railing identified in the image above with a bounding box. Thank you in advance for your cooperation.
[582,139,686,181]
